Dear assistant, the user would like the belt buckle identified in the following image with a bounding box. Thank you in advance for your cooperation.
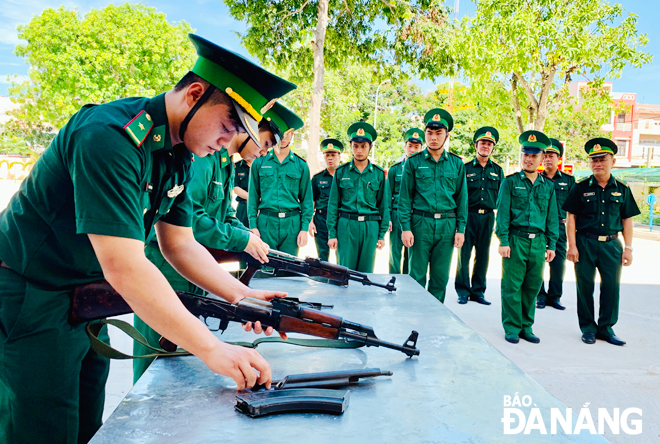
[478,209,485,214]
[358,216,365,222]
[434,213,442,219]
[278,212,286,218]
[598,235,607,242]
[529,233,536,239]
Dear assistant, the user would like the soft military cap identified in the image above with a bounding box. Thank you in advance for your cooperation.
[347,122,377,143]
[424,108,454,132]
[519,130,550,154]
[404,128,425,144]
[189,34,296,146]
[321,138,343,153]
[262,102,303,143]
[473,126,499,145]
[547,138,564,157]
[585,137,617,158]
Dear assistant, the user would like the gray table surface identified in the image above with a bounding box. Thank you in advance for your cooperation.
[91,275,609,444]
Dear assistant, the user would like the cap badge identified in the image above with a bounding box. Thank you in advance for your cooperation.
[486,131,492,137]
[327,143,334,149]
[357,128,365,136]
[413,132,419,138]
[432,114,441,121]
[528,135,537,142]
[593,144,601,151]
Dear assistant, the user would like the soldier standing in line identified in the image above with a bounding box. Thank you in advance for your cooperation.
[309,138,343,261]
[563,138,640,346]
[455,126,504,305]
[398,109,468,303]
[233,157,251,228]
[388,128,424,274]
[326,122,390,272]
[247,111,311,256]
[496,130,558,344]
[537,138,575,310]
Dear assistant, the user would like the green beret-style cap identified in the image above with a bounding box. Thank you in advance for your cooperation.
[404,128,425,144]
[347,122,377,143]
[321,138,343,153]
[189,34,296,146]
[262,102,303,143]
[547,138,564,157]
[473,126,499,145]
[423,108,453,132]
[519,130,550,154]
[585,138,617,157]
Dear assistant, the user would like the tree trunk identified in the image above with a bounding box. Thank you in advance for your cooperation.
[511,75,524,134]
[307,0,330,174]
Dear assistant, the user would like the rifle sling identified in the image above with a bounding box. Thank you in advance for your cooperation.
[87,319,364,360]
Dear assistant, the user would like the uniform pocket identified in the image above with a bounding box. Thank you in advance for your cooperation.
[285,171,300,188]
[512,188,529,210]
[440,170,457,193]
[208,181,223,202]
[609,194,622,216]
[259,169,275,187]
[537,190,550,211]
[581,194,597,214]
[488,175,500,190]
[339,179,356,199]
[467,174,479,190]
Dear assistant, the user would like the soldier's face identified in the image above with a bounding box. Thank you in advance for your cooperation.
[351,141,372,161]
[324,151,340,169]
[475,140,494,158]
[589,154,615,176]
[184,102,244,157]
[240,130,276,161]
[521,152,543,172]
[405,141,422,157]
[425,128,447,150]
[542,152,559,171]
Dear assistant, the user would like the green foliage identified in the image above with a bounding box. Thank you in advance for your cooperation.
[3,3,195,155]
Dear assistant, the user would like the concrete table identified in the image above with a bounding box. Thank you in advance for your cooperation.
[91,275,609,444]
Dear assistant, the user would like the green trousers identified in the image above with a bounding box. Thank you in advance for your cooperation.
[0,266,109,444]
[313,211,330,261]
[236,201,248,228]
[408,215,456,303]
[337,218,379,273]
[574,236,622,336]
[538,226,567,304]
[257,213,301,256]
[389,209,409,274]
[455,212,495,299]
[501,234,546,336]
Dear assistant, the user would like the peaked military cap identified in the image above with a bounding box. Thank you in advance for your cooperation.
[585,137,617,158]
[321,138,343,153]
[473,126,499,145]
[262,102,303,143]
[424,108,453,132]
[404,128,425,144]
[347,122,377,143]
[547,138,564,157]
[519,130,550,154]
[189,34,296,147]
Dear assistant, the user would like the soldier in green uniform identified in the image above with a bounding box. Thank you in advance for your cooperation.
[496,130,558,344]
[326,122,390,272]
[309,139,343,261]
[388,128,424,274]
[398,109,468,303]
[247,112,310,256]
[455,126,504,305]
[233,158,251,227]
[0,34,292,443]
[563,138,640,346]
[537,138,575,310]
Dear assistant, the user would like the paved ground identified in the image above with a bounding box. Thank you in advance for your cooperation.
[1,180,658,442]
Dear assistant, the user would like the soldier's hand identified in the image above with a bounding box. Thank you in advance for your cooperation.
[545,250,556,262]
[241,289,288,340]
[622,249,633,266]
[203,341,272,390]
[244,233,269,263]
[402,231,414,248]
[454,233,465,248]
[308,220,317,237]
[567,246,579,263]
[243,320,287,340]
[498,246,511,258]
[388,221,392,233]
[297,231,308,247]
[251,228,261,238]
[328,238,338,250]
[377,239,385,250]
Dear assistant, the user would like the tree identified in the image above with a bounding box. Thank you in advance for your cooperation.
[223,0,451,172]
[3,4,194,154]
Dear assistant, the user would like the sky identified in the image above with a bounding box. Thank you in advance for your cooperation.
[1,0,659,103]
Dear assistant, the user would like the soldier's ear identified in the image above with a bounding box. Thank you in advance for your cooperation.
[611,156,616,166]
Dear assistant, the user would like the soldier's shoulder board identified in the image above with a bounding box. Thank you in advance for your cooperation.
[448,151,462,160]
[614,177,629,187]
[506,172,518,178]
[123,110,154,147]
[408,151,423,158]
[336,162,350,171]
[293,152,307,163]
[372,163,385,173]
[312,170,325,178]
[577,176,590,183]
[390,160,402,168]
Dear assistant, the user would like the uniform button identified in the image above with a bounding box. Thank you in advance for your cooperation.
[143,208,147,214]
[166,209,170,214]
[602,200,605,203]
[602,212,605,215]
[481,198,484,200]
[602,224,604,226]
[155,209,159,214]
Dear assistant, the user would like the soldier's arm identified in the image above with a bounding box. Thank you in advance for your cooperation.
[566,212,578,263]
[388,165,396,205]
[326,172,341,240]
[398,160,414,231]
[495,178,512,246]
[299,162,314,231]
[247,160,261,229]
[454,161,468,234]
[544,186,559,251]
[377,173,391,240]
[233,186,249,200]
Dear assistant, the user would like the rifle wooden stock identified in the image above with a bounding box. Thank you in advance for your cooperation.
[278,316,338,339]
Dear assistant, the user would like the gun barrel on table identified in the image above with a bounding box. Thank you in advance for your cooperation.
[69,281,419,357]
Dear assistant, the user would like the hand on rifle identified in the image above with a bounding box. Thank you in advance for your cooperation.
[239,289,289,340]
[244,233,269,264]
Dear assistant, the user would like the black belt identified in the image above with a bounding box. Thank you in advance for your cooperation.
[558,218,567,225]
[580,233,618,242]
[236,198,247,203]
[413,210,457,219]
[339,212,381,222]
[259,209,301,219]
[510,229,543,239]
[468,208,494,214]
[315,208,327,216]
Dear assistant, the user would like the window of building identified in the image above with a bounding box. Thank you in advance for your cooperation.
[617,113,626,123]
[615,139,629,157]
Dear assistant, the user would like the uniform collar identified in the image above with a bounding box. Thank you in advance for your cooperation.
[471,157,492,168]
[349,159,373,172]
[588,174,616,188]
[268,148,295,165]
[518,170,544,185]
[423,148,448,162]
[145,93,171,153]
